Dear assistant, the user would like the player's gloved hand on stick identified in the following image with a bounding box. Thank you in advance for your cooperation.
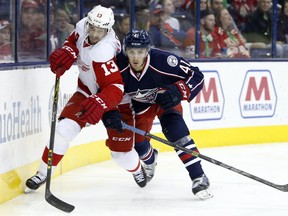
[155,84,182,109]
[102,110,123,133]
[79,94,108,125]
[49,42,79,77]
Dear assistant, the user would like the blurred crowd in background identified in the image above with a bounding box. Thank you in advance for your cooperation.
[0,0,288,63]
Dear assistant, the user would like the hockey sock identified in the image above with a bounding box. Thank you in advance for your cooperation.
[135,139,155,165]
[111,149,141,173]
[160,112,204,179]
[175,139,204,180]
[42,146,64,166]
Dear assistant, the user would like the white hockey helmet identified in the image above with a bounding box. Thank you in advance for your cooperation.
[86,5,115,31]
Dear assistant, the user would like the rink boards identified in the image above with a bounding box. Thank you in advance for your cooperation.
[0,61,288,204]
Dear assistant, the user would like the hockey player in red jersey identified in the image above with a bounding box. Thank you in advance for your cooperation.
[102,29,213,199]
[25,5,124,191]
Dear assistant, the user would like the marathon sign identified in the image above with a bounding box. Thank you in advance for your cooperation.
[190,71,224,121]
[239,70,277,118]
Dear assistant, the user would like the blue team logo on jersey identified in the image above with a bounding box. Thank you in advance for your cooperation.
[167,55,178,67]
[129,88,159,103]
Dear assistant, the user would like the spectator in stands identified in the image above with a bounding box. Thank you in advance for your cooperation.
[94,0,127,13]
[129,0,150,12]
[160,0,181,31]
[172,0,198,31]
[210,0,225,11]
[0,19,13,62]
[173,0,191,15]
[242,0,285,57]
[149,3,187,51]
[243,0,272,44]
[135,10,151,31]
[183,0,209,12]
[54,9,74,48]
[56,0,79,25]
[18,0,45,61]
[214,7,250,58]
[199,0,209,10]
[228,0,257,31]
[114,14,130,44]
[184,9,223,58]
[0,0,10,20]
[277,0,288,43]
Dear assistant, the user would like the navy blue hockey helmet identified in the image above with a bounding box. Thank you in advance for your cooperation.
[123,29,151,53]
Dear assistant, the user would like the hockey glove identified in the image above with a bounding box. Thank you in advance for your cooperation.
[156,81,189,110]
[79,94,108,125]
[155,85,182,110]
[102,110,123,133]
[49,42,79,77]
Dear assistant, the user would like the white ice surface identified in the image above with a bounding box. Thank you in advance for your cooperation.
[1,142,288,216]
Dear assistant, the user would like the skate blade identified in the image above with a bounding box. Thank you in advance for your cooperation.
[195,189,213,200]
[24,187,34,194]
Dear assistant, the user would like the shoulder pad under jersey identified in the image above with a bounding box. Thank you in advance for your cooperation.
[149,48,180,69]
[89,34,119,62]
[75,18,86,34]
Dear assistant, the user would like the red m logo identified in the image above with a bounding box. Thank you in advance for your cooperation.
[195,77,219,103]
[245,77,270,101]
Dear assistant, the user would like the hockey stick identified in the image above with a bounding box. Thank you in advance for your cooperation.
[45,74,75,213]
[121,122,288,192]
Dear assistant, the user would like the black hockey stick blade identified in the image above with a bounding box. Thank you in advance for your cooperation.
[121,122,288,192]
[45,190,75,213]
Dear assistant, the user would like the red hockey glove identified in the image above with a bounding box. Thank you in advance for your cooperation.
[79,94,109,125]
[155,81,190,110]
[49,42,79,77]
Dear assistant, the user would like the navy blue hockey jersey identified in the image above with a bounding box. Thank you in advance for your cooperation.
[116,48,204,113]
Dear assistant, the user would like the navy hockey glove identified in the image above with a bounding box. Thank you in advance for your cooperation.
[155,84,182,110]
[102,110,123,133]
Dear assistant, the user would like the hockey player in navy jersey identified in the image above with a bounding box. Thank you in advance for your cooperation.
[102,29,213,199]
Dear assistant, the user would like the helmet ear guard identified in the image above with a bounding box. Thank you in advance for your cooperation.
[123,29,151,55]
[85,5,115,32]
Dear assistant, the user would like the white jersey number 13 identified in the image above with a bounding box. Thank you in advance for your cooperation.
[101,60,119,76]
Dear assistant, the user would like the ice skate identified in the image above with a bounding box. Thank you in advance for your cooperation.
[192,174,213,200]
[25,171,46,193]
[143,149,158,182]
[133,165,147,188]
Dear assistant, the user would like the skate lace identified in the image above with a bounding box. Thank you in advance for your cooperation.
[192,175,208,189]
[143,150,158,178]
[192,178,202,188]
[143,163,156,177]
[133,171,145,183]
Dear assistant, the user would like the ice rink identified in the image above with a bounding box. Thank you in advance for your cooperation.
[0,142,288,216]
